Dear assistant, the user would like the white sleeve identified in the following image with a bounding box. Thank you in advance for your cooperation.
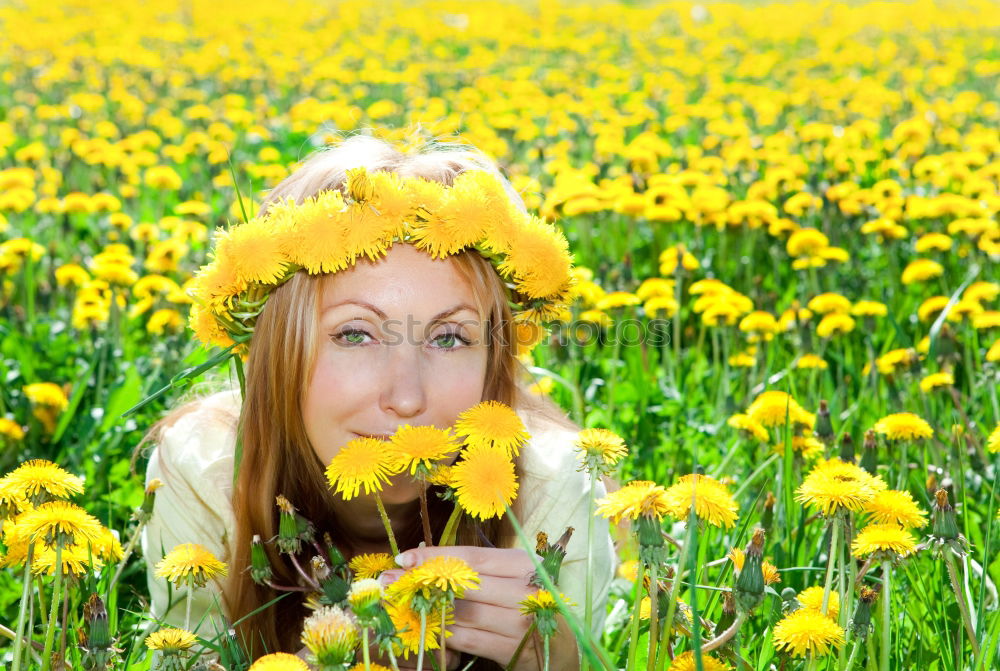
[140,393,239,639]
[515,426,617,639]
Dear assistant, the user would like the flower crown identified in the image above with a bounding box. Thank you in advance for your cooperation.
[188,167,574,351]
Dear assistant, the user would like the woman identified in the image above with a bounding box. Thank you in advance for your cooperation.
[141,134,616,670]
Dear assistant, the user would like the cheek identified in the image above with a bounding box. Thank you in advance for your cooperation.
[302,356,369,463]
[429,351,490,420]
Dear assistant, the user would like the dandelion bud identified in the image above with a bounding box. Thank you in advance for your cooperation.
[780,587,799,614]
[301,605,360,670]
[931,489,960,541]
[925,472,938,494]
[713,591,738,646]
[320,573,351,606]
[838,434,855,463]
[347,578,383,622]
[81,594,114,670]
[636,516,667,567]
[734,527,766,614]
[531,527,573,587]
[859,429,878,475]
[276,495,301,554]
[136,479,163,523]
[346,168,375,203]
[816,400,834,444]
[849,584,880,639]
[326,536,347,570]
[250,535,273,585]
[760,492,776,531]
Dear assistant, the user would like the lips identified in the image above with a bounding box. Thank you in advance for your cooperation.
[354,432,393,441]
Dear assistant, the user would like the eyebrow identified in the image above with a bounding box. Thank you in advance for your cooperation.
[323,299,479,322]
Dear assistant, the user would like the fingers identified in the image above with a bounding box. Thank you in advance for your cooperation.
[447,624,524,663]
[452,598,532,639]
[396,546,538,580]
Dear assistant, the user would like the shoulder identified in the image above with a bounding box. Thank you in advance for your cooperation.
[518,409,582,481]
[149,389,241,493]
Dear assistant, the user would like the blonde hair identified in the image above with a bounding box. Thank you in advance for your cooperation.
[217,133,572,655]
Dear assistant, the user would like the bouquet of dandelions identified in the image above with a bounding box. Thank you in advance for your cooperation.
[147,400,587,671]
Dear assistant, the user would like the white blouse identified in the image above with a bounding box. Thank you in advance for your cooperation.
[141,389,617,642]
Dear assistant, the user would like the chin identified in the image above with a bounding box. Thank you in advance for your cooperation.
[378,478,423,506]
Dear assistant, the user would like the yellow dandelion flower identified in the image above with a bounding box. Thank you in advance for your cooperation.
[873,412,933,441]
[410,556,481,599]
[851,523,918,558]
[30,542,103,576]
[453,401,529,458]
[214,219,291,286]
[772,608,845,657]
[919,372,954,392]
[16,500,103,549]
[667,650,733,671]
[145,628,197,652]
[796,459,885,516]
[154,542,228,588]
[499,217,573,299]
[387,425,459,476]
[617,559,639,582]
[596,480,671,524]
[664,474,739,528]
[250,653,312,671]
[349,552,396,580]
[747,391,814,428]
[798,586,839,620]
[816,313,856,338]
[875,348,919,375]
[988,424,1000,453]
[348,664,394,671]
[596,291,642,310]
[728,547,780,584]
[851,300,888,317]
[385,600,449,657]
[325,437,401,500]
[727,413,769,442]
[796,354,828,370]
[806,293,851,315]
[901,258,944,284]
[917,295,950,323]
[23,383,69,409]
[574,428,628,474]
[787,228,829,257]
[636,278,674,301]
[450,447,518,520]
[519,589,574,615]
[771,435,825,459]
[864,489,928,528]
[1,459,84,504]
[301,605,360,666]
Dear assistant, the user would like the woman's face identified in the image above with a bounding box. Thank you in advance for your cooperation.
[304,243,489,505]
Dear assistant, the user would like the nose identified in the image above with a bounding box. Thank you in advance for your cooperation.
[378,342,427,419]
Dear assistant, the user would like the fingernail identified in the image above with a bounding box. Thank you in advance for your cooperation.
[379,569,402,587]
[395,552,415,568]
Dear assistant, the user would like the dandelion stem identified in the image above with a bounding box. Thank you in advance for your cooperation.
[944,553,981,658]
[11,544,34,671]
[39,545,63,671]
[821,519,840,616]
[439,505,463,547]
[583,474,597,671]
[185,588,193,632]
[646,562,659,671]
[844,638,863,671]
[880,561,891,671]
[625,562,646,671]
[506,621,537,671]
[416,608,428,671]
[419,483,434,547]
[375,492,400,556]
[108,518,147,592]
[386,646,402,671]
[733,453,780,499]
[701,611,746,653]
[658,539,691,671]
[543,633,551,671]
[440,605,447,671]
[363,626,372,671]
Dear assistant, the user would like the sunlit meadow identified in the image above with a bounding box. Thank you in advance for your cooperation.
[1,0,999,669]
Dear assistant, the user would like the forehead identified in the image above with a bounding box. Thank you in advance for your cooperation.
[318,244,482,316]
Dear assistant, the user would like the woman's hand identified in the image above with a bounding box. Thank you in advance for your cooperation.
[380,546,579,671]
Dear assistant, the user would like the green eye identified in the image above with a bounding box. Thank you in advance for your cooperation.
[435,333,457,348]
[338,329,369,345]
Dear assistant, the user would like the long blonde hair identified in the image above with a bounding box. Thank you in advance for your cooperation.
[218,133,573,654]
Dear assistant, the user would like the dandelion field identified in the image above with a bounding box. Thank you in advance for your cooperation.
[1,0,1000,669]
